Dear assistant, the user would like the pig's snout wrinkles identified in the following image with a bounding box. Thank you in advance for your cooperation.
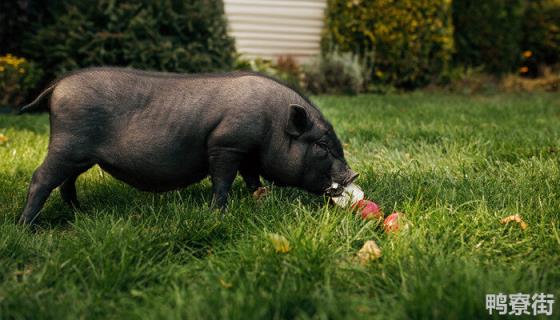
[335,169,359,186]
[325,169,359,196]
[345,170,359,185]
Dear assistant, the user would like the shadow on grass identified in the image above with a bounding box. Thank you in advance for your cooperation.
[14,159,554,232]
[29,176,326,230]
[31,183,210,229]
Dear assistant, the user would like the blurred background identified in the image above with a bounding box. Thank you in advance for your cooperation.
[1,0,559,111]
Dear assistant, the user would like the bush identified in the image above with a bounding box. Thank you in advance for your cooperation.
[302,52,365,95]
[0,1,31,55]
[235,56,303,91]
[0,1,52,56]
[24,0,236,79]
[520,0,560,73]
[452,0,524,75]
[0,54,43,110]
[274,56,302,90]
[322,0,453,89]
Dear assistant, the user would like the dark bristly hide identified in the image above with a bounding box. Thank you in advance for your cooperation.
[17,67,357,225]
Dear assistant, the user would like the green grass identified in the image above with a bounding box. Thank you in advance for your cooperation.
[1,92,559,319]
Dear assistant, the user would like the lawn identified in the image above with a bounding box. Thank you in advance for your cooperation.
[0,92,559,319]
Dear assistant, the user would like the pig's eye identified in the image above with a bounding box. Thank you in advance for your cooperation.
[313,142,329,158]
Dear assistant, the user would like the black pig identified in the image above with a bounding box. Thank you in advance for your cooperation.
[18,68,358,224]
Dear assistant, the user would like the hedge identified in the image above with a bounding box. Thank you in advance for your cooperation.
[521,0,560,67]
[452,0,525,74]
[24,0,236,79]
[0,1,52,56]
[322,0,454,89]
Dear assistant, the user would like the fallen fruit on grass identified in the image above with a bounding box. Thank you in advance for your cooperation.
[353,200,383,221]
[357,240,382,264]
[252,186,269,200]
[0,134,8,144]
[219,278,233,289]
[500,214,528,230]
[383,212,400,233]
[330,184,384,221]
[268,233,291,253]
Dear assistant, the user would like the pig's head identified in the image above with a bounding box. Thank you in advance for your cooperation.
[279,104,358,196]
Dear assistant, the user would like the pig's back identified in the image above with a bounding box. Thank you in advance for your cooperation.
[46,68,290,191]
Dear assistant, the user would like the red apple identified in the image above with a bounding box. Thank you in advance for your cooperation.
[384,212,400,233]
[353,200,383,221]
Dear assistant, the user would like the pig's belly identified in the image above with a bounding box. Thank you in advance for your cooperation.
[95,143,209,192]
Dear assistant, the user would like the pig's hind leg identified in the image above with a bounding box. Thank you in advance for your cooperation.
[18,151,93,225]
[60,167,92,208]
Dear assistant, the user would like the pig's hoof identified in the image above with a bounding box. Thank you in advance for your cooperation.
[16,215,35,228]
[208,203,227,219]
[67,201,80,210]
[213,207,227,221]
[252,186,269,200]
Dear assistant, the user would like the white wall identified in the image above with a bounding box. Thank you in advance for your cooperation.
[223,0,326,62]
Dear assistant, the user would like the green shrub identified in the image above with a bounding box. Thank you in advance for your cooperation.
[0,1,30,55]
[0,1,51,56]
[452,0,524,74]
[322,0,453,89]
[24,0,236,79]
[302,52,365,95]
[521,0,560,67]
[0,54,43,110]
[235,56,303,91]
[274,56,302,91]
[236,57,280,78]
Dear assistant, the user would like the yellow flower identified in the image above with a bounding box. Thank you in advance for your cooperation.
[522,50,532,58]
[219,278,233,289]
[268,233,290,253]
[0,54,26,67]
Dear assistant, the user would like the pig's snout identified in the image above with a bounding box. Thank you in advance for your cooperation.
[325,170,359,196]
[325,183,343,196]
[344,170,359,185]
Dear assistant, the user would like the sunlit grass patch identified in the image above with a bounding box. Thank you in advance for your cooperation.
[1,92,559,319]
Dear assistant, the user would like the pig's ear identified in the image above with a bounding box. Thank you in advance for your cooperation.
[286,104,312,137]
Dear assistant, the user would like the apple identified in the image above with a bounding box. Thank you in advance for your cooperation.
[383,212,400,233]
[353,199,383,221]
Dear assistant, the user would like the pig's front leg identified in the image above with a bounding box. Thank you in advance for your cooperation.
[239,160,262,193]
[208,148,243,210]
